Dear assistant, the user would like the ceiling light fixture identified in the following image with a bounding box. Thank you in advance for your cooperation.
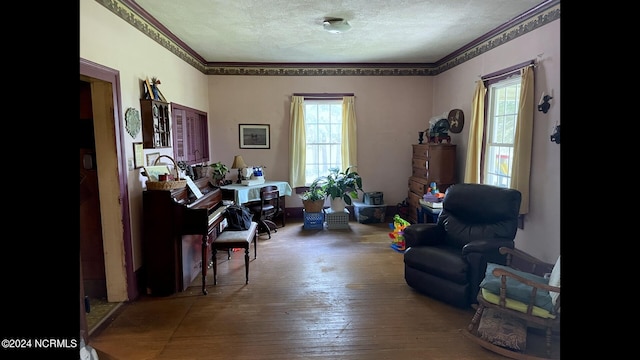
[323,18,351,34]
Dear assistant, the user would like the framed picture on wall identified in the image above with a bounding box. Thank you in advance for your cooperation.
[146,152,160,166]
[133,142,144,169]
[239,124,270,149]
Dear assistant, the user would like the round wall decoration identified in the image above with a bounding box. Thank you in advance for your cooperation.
[125,107,141,138]
[447,109,464,133]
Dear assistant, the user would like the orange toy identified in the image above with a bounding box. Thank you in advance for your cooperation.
[389,214,410,252]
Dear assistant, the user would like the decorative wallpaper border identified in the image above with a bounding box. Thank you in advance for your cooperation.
[97,0,560,76]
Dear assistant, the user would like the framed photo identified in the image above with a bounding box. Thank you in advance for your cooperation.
[144,78,153,100]
[239,124,270,149]
[143,165,171,182]
[146,152,160,166]
[133,142,144,169]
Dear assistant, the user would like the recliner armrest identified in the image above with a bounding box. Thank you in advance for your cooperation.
[462,239,514,264]
[404,223,446,248]
[462,239,514,255]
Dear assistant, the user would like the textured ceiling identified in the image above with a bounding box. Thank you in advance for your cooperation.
[131,0,550,64]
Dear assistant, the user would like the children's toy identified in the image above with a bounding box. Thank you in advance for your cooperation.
[388,214,410,253]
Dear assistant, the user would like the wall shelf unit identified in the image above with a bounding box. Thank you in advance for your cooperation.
[140,99,171,148]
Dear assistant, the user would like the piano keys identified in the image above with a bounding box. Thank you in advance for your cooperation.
[143,177,228,295]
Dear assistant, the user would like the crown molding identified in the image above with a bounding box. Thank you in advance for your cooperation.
[96,0,560,76]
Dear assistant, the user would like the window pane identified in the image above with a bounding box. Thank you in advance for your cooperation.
[483,76,520,188]
[304,100,343,185]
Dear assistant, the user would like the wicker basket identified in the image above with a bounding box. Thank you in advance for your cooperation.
[145,155,188,191]
[303,199,325,213]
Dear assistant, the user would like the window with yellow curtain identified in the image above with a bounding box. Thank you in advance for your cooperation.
[466,61,534,219]
[289,94,357,189]
[484,76,521,188]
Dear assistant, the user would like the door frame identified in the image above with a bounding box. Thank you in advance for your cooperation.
[80,58,137,302]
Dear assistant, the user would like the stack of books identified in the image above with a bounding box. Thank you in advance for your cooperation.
[421,193,443,209]
[420,198,443,209]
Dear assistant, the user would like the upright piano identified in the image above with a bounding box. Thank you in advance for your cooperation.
[143,177,228,295]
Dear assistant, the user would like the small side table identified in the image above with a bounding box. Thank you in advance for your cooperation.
[418,203,442,224]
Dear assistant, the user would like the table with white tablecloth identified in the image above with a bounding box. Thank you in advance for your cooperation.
[220,181,292,205]
[220,180,292,227]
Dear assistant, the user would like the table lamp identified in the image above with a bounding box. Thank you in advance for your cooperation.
[231,155,248,184]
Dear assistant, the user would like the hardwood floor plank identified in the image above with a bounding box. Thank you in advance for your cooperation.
[90,219,553,359]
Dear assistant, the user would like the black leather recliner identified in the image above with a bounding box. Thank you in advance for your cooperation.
[403,183,522,308]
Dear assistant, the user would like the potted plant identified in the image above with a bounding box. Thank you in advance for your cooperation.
[209,161,229,185]
[312,167,363,212]
[300,185,326,213]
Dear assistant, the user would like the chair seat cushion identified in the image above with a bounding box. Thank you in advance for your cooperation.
[480,263,554,313]
[214,222,257,248]
[481,289,556,319]
[249,204,275,212]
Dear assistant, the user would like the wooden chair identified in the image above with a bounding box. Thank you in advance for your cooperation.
[210,221,258,289]
[247,185,283,239]
[462,247,560,360]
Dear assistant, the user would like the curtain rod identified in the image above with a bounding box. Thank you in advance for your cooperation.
[480,59,535,81]
[293,92,354,99]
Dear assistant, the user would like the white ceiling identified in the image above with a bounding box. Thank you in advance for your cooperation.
[132,0,550,64]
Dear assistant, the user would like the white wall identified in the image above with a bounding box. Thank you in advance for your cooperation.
[206,75,434,209]
[80,0,210,269]
[433,20,561,262]
[80,0,561,275]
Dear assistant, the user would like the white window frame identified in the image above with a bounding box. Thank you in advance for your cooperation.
[483,76,521,188]
[304,99,343,186]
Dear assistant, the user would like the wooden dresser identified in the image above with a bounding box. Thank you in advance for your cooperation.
[407,143,456,223]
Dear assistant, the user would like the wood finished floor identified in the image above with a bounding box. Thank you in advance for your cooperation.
[88,219,556,360]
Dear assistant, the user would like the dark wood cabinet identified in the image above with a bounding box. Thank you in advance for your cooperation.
[171,103,209,165]
[407,143,456,223]
[140,99,171,148]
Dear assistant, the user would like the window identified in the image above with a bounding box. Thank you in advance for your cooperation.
[483,76,521,188]
[304,100,343,185]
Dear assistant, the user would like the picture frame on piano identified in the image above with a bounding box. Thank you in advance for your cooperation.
[185,176,204,199]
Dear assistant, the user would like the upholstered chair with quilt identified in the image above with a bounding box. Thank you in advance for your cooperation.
[403,183,522,308]
[463,246,560,360]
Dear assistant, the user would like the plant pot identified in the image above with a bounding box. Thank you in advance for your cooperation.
[210,175,226,186]
[330,198,346,212]
[193,166,210,179]
[303,199,325,213]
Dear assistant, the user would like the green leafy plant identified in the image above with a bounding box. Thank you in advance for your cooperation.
[209,161,229,180]
[301,187,326,202]
[311,167,363,205]
[300,183,327,213]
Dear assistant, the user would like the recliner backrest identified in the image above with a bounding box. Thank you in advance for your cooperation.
[438,183,522,249]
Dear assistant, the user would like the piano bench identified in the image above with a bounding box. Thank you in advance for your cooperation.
[211,221,258,286]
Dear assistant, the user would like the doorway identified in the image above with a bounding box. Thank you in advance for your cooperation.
[79,79,107,329]
[80,59,138,342]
